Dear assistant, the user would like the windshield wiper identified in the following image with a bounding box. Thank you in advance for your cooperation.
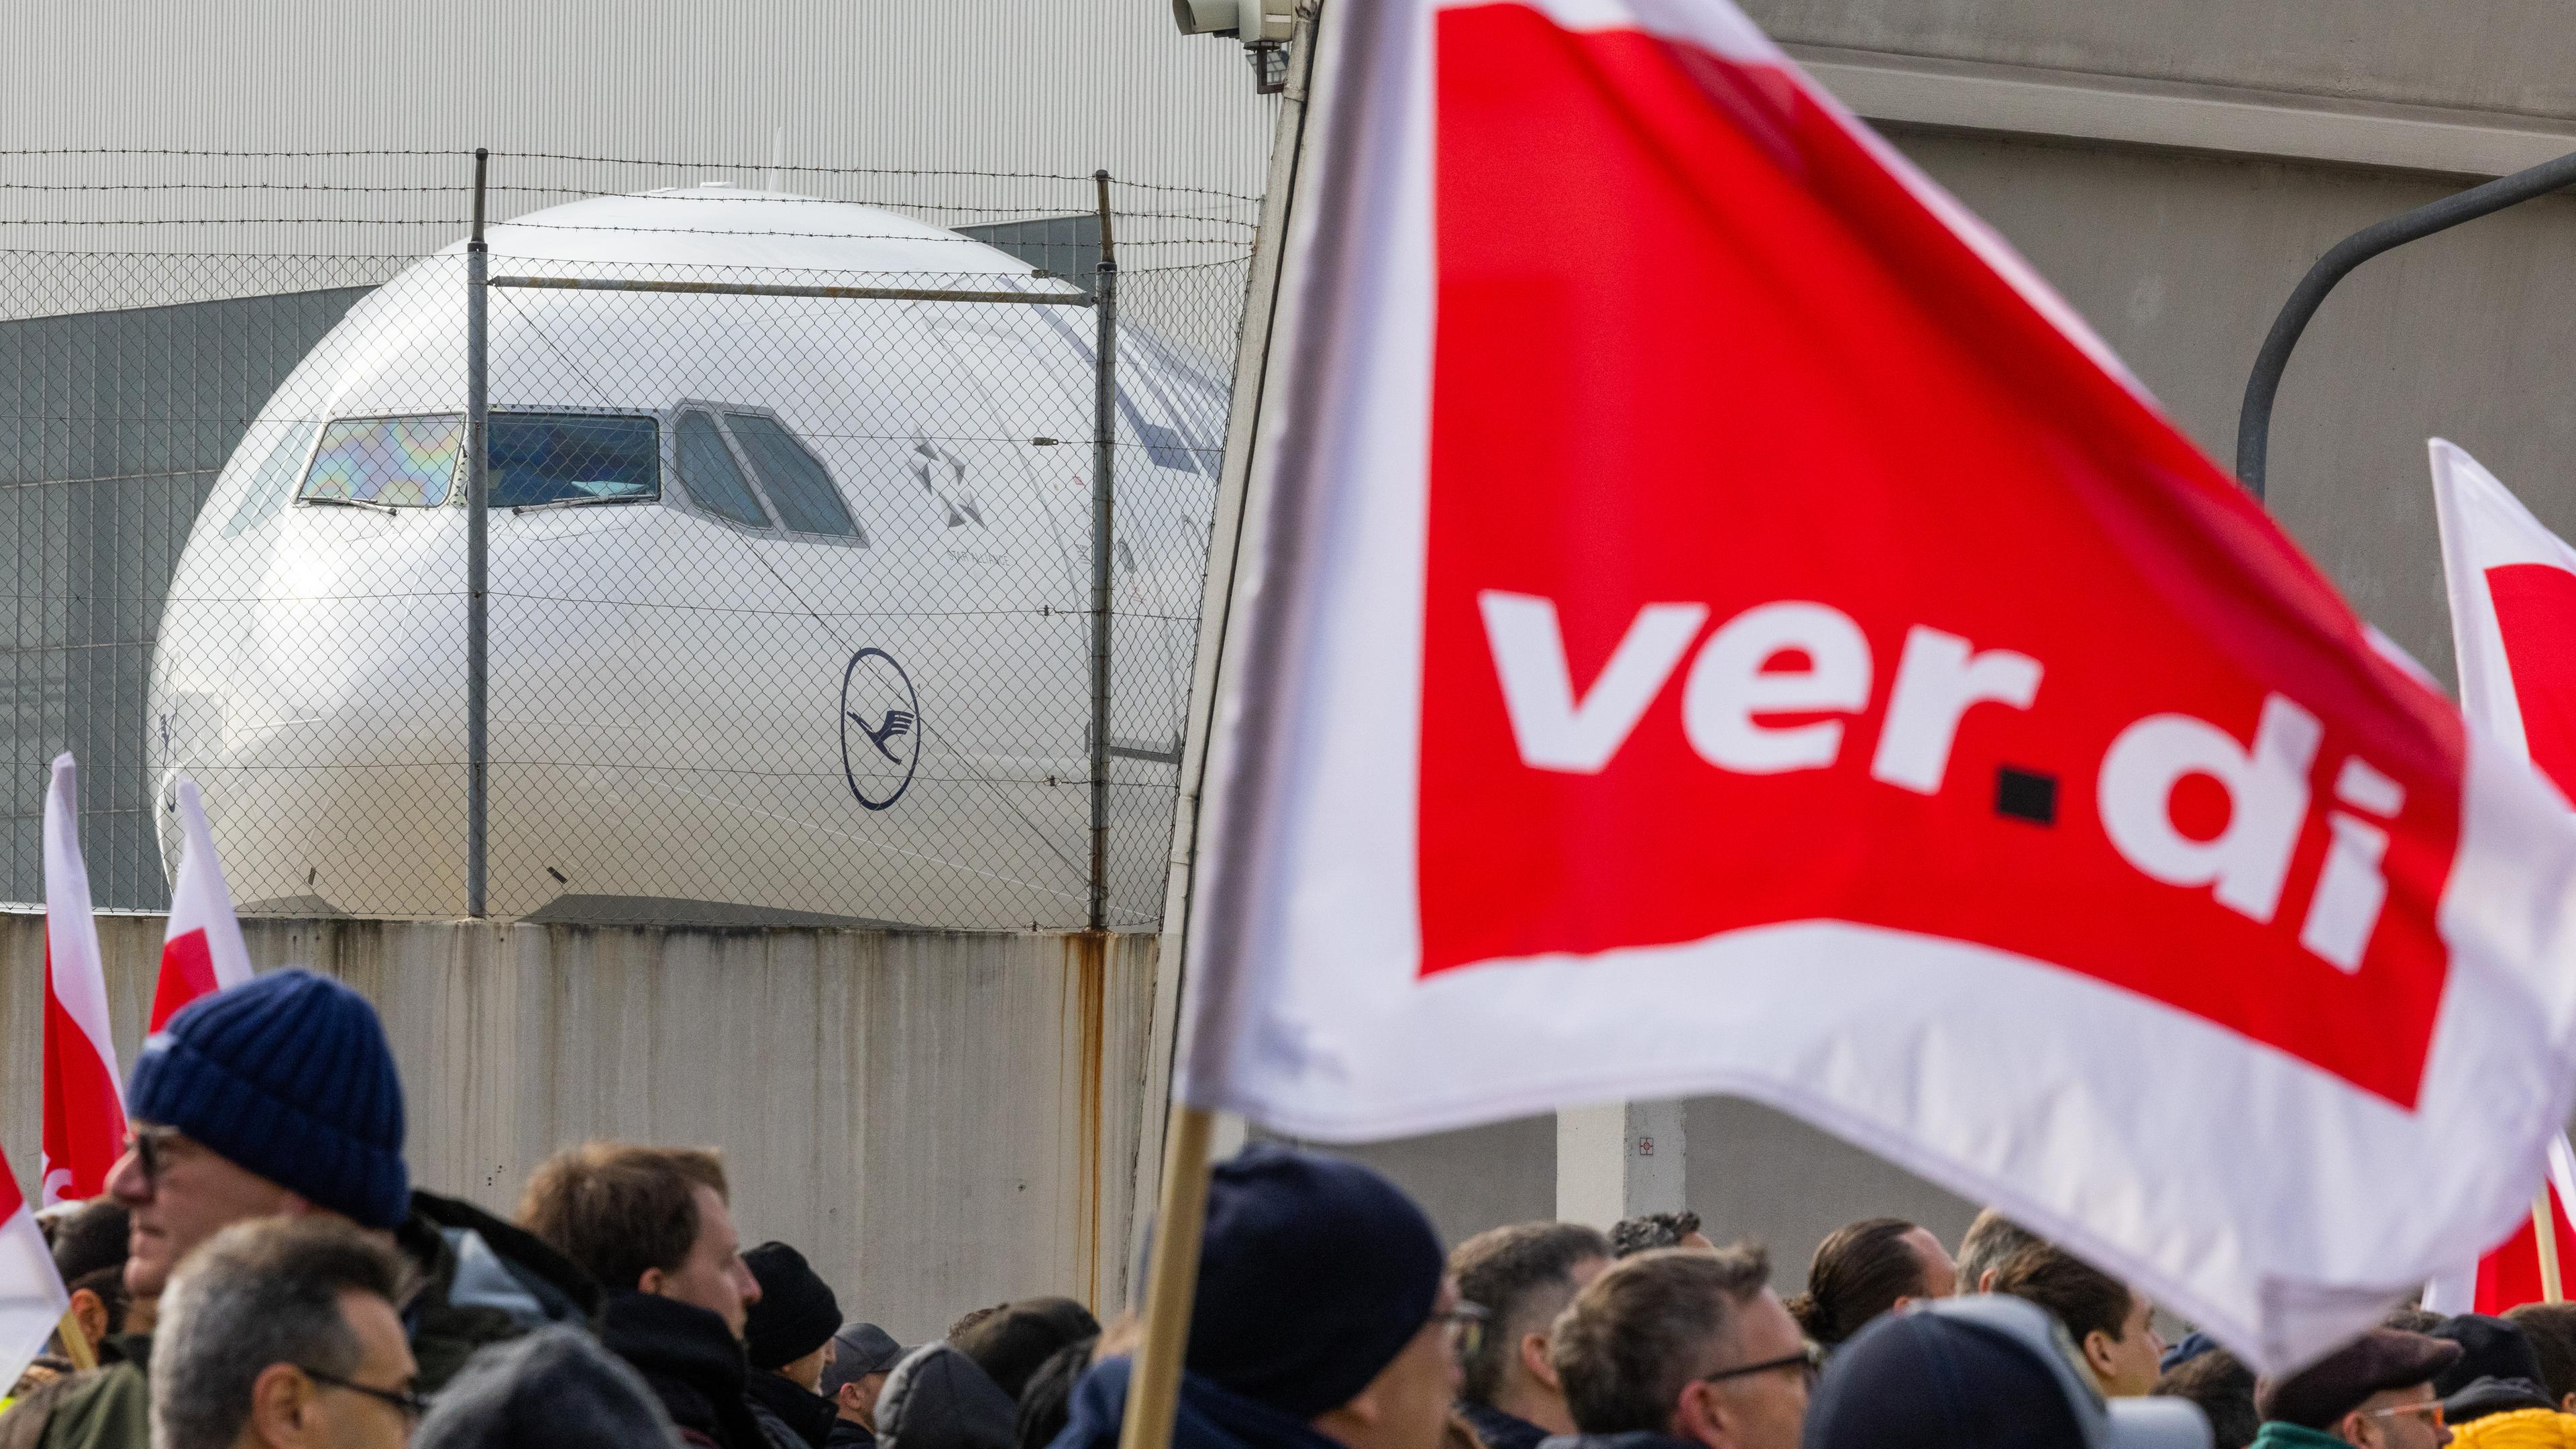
[508,492,649,515]
[300,495,401,517]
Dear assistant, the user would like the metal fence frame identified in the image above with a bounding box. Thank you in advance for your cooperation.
[462,153,1128,926]
[2,148,1253,927]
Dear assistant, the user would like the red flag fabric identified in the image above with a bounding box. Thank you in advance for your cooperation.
[1177,0,2576,1371]
[0,1140,70,1394]
[151,777,254,1032]
[2425,441,2576,1313]
[40,754,125,1206]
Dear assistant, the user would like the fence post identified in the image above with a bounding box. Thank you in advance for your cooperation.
[1090,170,1118,932]
[465,148,491,918]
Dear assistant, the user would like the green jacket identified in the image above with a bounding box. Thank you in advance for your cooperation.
[2253,1421,2354,1449]
[0,1191,598,1449]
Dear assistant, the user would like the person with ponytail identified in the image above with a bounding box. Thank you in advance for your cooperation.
[1782,1220,1957,1353]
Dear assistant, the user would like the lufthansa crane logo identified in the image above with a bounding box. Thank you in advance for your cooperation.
[841,648,921,811]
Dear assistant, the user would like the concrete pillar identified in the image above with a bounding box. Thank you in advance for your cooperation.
[1556,1099,1687,1226]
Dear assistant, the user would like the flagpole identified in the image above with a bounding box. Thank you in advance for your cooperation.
[1116,1106,1216,1449]
[55,1310,93,1373]
[2537,1192,2565,1303]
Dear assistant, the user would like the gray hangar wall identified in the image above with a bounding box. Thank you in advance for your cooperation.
[0,912,1158,1342]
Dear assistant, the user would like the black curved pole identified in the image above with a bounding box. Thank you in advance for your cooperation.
[2237,147,2576,501]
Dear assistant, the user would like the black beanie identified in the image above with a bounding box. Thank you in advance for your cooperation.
[1183,1146,1444,1419]
[743,1242,843,1372]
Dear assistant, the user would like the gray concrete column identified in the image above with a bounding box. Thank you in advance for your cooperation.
[1556,1099,1686,1226]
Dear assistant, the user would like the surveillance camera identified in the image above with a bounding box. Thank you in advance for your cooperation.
[1173,0,1240,34]
[1173,0,1293,40]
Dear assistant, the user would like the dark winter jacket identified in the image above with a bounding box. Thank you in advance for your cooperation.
[6,1188,594,1449]
[1533,1432,1701,1449]
[746,1369,845,1449]
[1046,1357,1350,1449]
[826,1421,880,1449]
[1459,1403,1551,1449]
[879,1343,1019,1449]
[600,1291,771,1449]
[400,1189,601,1391]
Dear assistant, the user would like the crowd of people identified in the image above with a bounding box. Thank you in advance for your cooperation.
[3,967,2570,1449]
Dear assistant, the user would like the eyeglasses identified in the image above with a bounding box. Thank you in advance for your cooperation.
[1699,1343,1825,1387]
[2357,1400,2445,1430]
[299,1367,429,1426]
[1438,1303,1492,1360]
[120,1125,186,1194]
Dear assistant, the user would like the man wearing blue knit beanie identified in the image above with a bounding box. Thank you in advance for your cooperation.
[1050,1146,1468,1449]
[7,970,598,1449]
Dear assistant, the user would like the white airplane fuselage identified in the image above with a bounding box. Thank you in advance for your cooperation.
[148,189,1221,925]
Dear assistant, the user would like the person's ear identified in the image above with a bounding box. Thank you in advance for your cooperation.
[638,1266,667,1296]
[1888,1295,1919,1315]
[1976,1270,1998,1293]
[2081,1330,2118,1382]
[1521,1332,1560,1391]
[1672,1381,1731,1449]
[66,1287,108,1346]
[2337,1410,2378,1449]
[248,1362,317,1447]
[2563,1391,2576,1415]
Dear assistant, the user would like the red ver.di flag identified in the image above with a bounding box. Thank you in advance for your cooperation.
[2422,439,2576,1313]
[151,777,254,1032]
[1178,0,2576,1371]
[41,755,125,1206]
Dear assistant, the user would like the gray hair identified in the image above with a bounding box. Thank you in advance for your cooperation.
[1954,1209,2044,1294]
[152,1217,407,1449]
[1551,1244,1773,1435]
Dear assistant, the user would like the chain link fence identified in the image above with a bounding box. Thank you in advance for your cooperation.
[2,151,1254,928]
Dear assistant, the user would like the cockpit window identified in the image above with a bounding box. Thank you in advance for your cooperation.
[490,412,659,508]
[676,411,772,529]
[299,415,463,507]
[725,413,863,541]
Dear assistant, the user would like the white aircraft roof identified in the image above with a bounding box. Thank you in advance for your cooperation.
[449,185,1037,276]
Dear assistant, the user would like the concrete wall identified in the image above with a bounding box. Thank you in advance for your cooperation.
[0,911,1157,1342]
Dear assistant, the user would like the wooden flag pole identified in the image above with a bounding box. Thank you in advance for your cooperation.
[2537,1191,2566,1304]
[1116,1106,1217,1449]
[56,1307,95,1372]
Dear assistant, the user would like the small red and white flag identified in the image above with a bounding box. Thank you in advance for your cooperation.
[0,1143,71,1395]
[40,754,125,1207]
[2423,440,2576,1313]
[150,777,253,1032]
[1175,0,2576,1371]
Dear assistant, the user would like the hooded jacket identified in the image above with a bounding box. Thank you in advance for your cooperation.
[600,1291,772,1449]
[1046,1356,1353,1449]
[879,1342,1020,1449]
[400,1189,601,1391]
[413,1325,682,1449]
